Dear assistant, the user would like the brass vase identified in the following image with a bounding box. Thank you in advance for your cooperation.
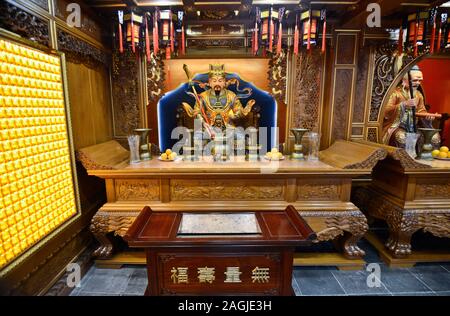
[417,128,440,160]
[134,128,152,161]
[290,128,309,160]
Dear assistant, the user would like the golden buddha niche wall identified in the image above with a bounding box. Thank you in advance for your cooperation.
[0,38,79,271]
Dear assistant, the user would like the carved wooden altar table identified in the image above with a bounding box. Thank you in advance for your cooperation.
[79,140,387,263]
[124,205,315,295]
[352,141,450,267]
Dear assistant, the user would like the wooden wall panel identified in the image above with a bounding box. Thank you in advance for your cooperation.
[66,62,113,149]
[331,69,354,143]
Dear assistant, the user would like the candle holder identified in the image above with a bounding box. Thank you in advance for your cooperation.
[134,128,152,161]
[290,128,309,160]
[417,128,440,160]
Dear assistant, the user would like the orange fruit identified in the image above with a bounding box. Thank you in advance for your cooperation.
[440,146,449,153]
[438,151,448,159]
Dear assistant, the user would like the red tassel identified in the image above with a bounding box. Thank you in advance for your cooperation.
[268,19,273,52]
[166,46,171,59]
[293,24,299,55]
[398,26,403,55]
[170,19,174,53]
[321,21,326,54]
[413,21,418,57]
[307,18,311,51]
[131,15,135,53]
[181,25,185,55]
[276,22,282,55]
[118,23,123,53]
[437,27,442,53]
[145,16,150,61]
[254,22,258,55]
[153,14,159,53]
[430,21,436,54]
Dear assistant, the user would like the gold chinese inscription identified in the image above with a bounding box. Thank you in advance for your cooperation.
[198,267,216,283]
[251,267,270,283]
[224,267,242,283]
[171,267,189,284]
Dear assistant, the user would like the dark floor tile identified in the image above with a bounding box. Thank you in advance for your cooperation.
[392,292,436,296]
[294,268,345,295]
[435,291,450,296]
[378,265,431,293]
[123,268,148,295]
[77,266,134,295]
[76,292,120,296]
[440,264,450,273]
[291,278,302,296]
[410,265,450,292]
[331,269,390,295]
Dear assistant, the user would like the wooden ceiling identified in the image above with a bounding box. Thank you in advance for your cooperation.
[85,0,450,28]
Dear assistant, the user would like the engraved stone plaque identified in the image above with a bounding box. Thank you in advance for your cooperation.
[178,213,261,235]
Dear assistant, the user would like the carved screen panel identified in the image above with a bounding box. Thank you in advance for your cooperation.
[0,38,78,270]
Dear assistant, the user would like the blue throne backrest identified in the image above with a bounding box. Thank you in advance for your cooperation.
[157,73,277,152]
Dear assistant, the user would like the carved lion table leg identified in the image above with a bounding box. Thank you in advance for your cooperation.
[384,212,419,258]
[90,211,137,259]
[305,211,369,259]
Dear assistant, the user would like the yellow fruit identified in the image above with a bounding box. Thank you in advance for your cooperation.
[447,152,450,158]
[431,150,440,158]
[440,146,449,153]
[266,152,273,158]
[276,152,283,159]
[161,153,168,160]
[271,148,278,153]
[165,149,172,155]
[438,152,448,159]
[169,152,177,159]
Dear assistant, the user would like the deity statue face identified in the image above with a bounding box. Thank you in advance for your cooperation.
[208,75,226,93]
[402,70,423,89]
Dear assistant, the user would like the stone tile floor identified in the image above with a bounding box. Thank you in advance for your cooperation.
[69,240,450,296]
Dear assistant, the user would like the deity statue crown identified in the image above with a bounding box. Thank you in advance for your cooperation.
[208,64,226,78]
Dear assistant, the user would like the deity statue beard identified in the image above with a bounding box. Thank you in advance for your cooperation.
[213,85,221,96]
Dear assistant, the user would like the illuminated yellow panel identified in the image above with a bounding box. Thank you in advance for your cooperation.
[0,39,77,270]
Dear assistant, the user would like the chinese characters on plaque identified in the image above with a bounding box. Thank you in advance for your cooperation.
[170,266,270,284]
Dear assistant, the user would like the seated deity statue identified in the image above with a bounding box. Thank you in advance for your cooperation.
[181,64,256,138]
[381,66,440,149]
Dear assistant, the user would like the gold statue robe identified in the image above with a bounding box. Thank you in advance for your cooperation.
[182,89,254,129]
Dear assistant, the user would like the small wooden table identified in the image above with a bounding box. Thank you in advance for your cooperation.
[124,205,315,296]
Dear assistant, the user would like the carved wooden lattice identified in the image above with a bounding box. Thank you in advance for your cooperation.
[112,49,140,136]
[57,29,109,68]
[291,48,323,131]
[0,2,50,47]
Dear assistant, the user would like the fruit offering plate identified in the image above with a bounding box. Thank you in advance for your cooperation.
[158,157,182,162]
[434,157,450,161]
[263,155,285,161]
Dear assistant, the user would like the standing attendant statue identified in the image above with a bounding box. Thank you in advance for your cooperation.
[381,66,441,149]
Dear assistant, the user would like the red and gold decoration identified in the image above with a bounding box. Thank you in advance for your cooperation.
[260,8,278,54]
[276,7,285,55]
[125,12,143,54]
[300,9,321,51]
[406,11,429,57]
[160,10,177,59]
[0,39,78,269]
